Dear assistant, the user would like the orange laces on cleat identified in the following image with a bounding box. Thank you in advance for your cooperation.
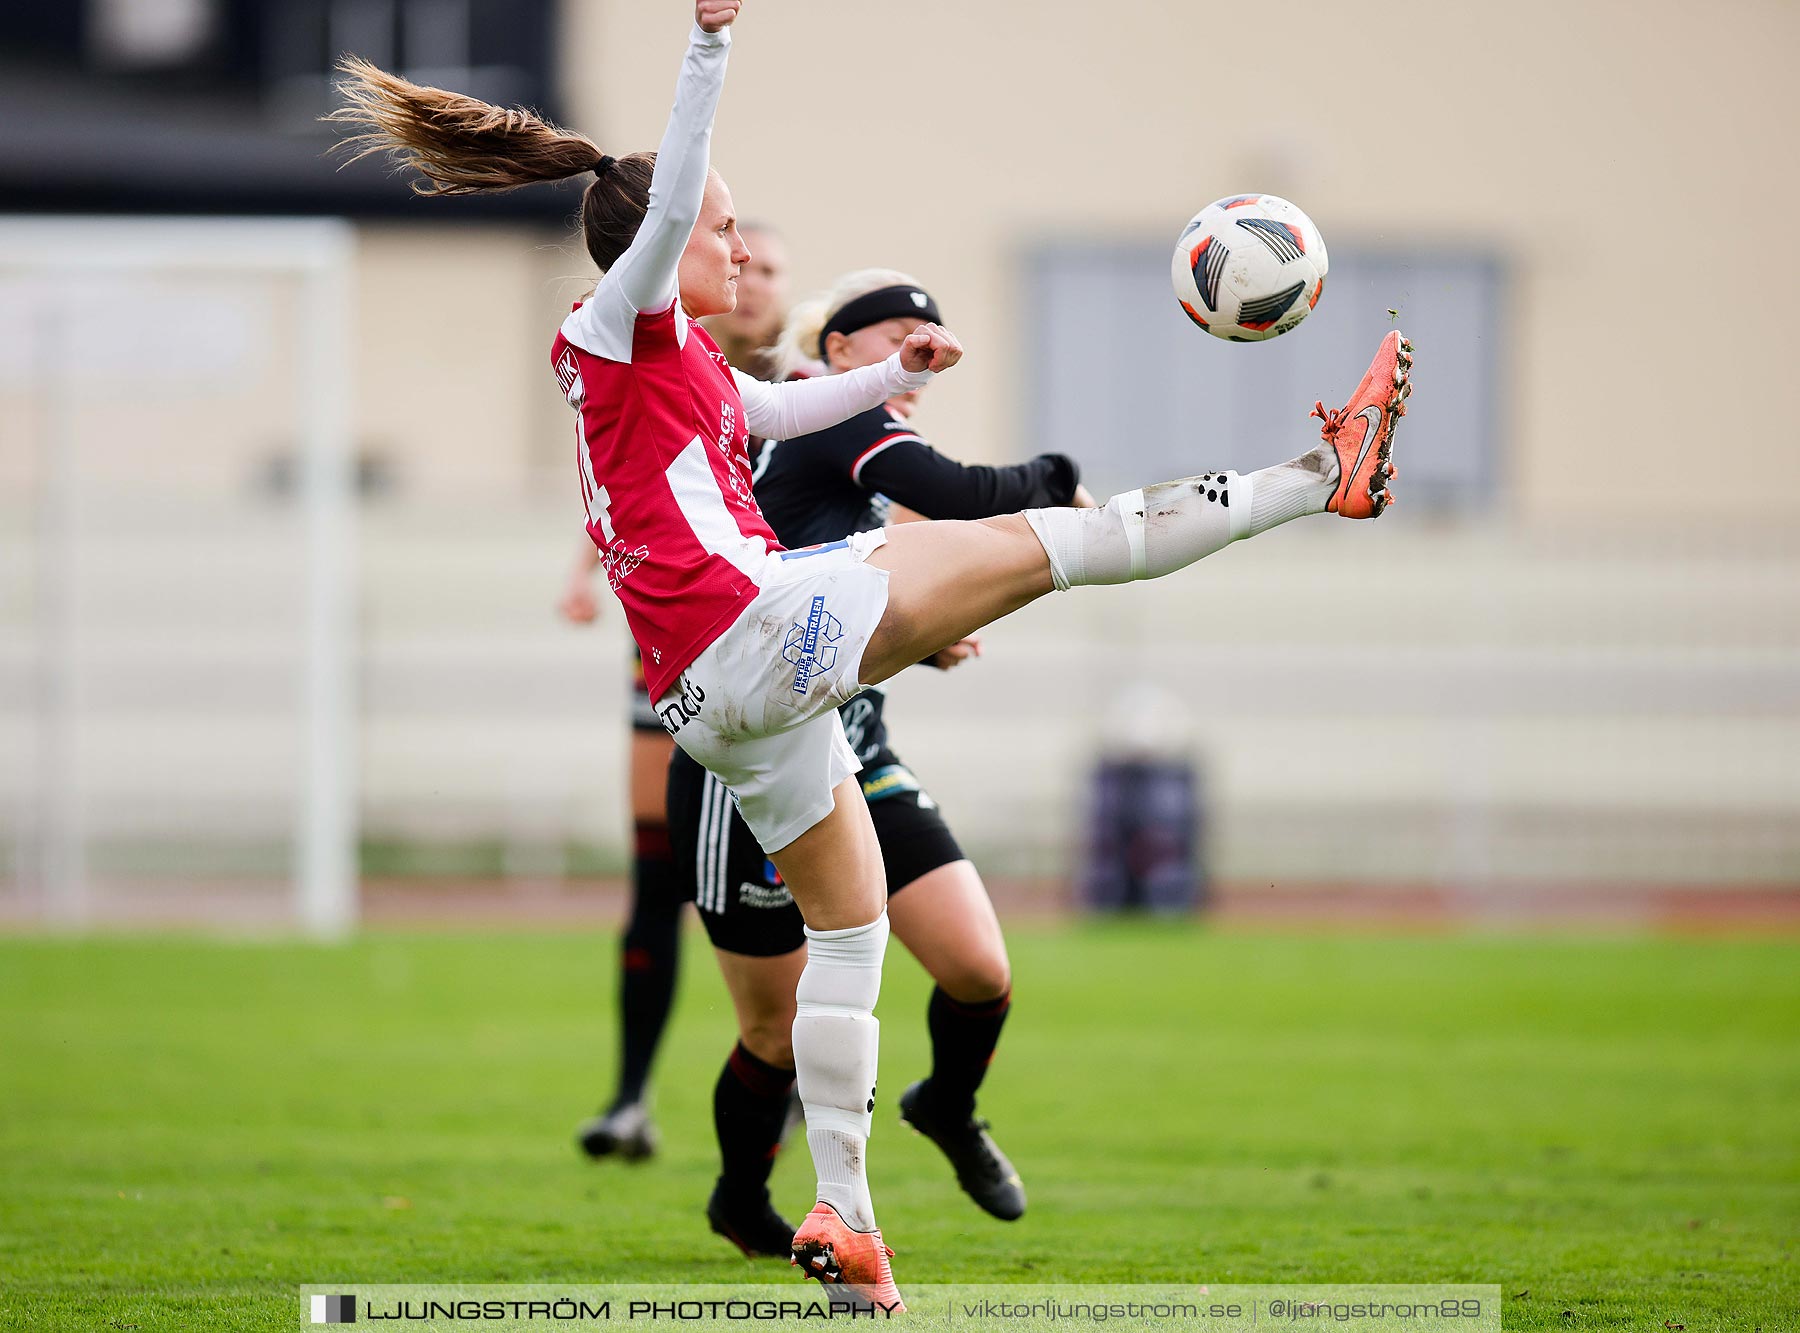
[1311,401,1348,439]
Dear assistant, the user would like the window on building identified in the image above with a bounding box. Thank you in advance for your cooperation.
[1027,242,1506,510]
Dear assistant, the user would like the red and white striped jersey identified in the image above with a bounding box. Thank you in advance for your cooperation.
[547,21,934,701]
[553,303,776,701]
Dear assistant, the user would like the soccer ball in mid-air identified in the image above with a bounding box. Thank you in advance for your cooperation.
[1170,194,1329,342]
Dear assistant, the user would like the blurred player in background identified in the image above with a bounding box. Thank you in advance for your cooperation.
[557,223,791,1161]
[552,559,677,1160]
[331,0,1410,1306]
[675,268,1093,1255]
[701,222,788,377]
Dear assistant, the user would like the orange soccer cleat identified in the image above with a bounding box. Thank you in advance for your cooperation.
[790,1202,906,1314]
[1313,330,1414,519]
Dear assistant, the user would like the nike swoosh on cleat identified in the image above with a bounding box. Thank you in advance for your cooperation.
[1348,405,1383,484]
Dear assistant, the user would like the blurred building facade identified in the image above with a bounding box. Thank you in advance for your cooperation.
[3,0,1797,912]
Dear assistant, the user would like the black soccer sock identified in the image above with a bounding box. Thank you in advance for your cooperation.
[613,822,682,1109]
[714,1041,796,1201]
[924,985,1012,1119]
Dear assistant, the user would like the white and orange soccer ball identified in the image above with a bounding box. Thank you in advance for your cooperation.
[1170,194,1329,342]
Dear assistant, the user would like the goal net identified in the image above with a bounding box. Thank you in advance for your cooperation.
[0,217,358,936]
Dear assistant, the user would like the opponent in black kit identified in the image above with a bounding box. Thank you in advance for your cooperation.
[666,271,1091,1255]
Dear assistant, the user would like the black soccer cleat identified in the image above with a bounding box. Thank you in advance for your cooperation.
[706,1180,795,1259]
[576,1101,658,1161]
[898,1080,1026,1221]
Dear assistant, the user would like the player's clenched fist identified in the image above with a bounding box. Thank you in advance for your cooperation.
[696,1,741,32]
[900,323,963,374]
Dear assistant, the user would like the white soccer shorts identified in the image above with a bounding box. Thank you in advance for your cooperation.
[654,528,890,853]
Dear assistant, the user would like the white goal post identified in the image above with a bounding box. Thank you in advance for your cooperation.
[1,217,359,937]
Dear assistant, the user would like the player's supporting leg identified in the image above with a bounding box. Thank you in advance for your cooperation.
[886,861,1025,1220]
[767,782,904,1310]
[580,731,681,1160]
[860,333,1412,684]
[707,948,807,1258]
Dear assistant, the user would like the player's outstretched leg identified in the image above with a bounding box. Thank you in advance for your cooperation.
[856,332,1414,685]
[1026,329,1412,591]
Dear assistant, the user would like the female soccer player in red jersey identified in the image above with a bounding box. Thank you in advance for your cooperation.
[557,221,791,1164]
[332,2,1411,1307]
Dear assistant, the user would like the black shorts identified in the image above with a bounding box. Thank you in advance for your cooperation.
[666,745,965,957]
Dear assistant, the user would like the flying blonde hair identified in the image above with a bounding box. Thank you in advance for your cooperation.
[772,268,924,379]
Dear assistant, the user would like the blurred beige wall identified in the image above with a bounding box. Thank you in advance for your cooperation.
[353,226,577,498]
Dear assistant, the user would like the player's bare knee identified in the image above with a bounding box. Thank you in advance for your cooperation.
[978,511,1040,546]
[979,513,1058,595]
[940,951,1011,1005]
[740,1020,795,1070]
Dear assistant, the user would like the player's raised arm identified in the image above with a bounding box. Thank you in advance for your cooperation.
[326,3,742,356]
[734,324,963,440]
[602,2,740,318]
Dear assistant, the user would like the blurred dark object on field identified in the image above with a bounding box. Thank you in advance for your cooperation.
[1080,755,1206,915]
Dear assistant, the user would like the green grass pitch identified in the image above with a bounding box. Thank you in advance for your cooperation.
[1,924,1795,1330]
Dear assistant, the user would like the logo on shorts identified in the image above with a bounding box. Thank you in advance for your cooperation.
[657,678,706,734]
[737,880,796,910]
[784,595,843,695]
[860,763,922,804]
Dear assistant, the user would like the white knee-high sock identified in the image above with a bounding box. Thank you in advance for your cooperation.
[1024,446,1338,591]
[794,912,889,1231]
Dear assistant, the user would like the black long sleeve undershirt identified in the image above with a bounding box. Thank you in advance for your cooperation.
[858,440,1080,520]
